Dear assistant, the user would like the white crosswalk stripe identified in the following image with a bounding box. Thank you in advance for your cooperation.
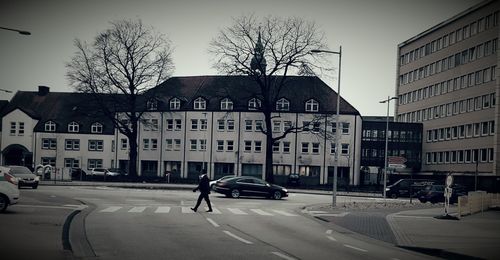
[100,206,122,212]
[204,207,221,214]
[155,206,171,213]
[128,207,147,213]
[227,208,248,215]
[250,209,273,216]
[181,207,195,213]
[272,210,298,216]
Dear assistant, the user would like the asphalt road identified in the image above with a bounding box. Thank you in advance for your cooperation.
[2,186,435,260]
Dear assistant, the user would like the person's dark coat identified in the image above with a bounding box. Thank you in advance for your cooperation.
[193,174,211,194]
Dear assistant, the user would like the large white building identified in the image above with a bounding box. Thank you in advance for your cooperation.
[1,76,362,186]
[395,0,499,186]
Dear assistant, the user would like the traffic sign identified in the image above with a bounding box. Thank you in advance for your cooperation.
[388,163,406,169]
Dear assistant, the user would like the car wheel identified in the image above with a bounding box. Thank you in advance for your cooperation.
[272,191,282,200]
[0,195,8,213]
[230,189,240,198]
[390,193,398,199]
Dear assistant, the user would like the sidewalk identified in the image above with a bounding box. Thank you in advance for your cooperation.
[388,207,500,260]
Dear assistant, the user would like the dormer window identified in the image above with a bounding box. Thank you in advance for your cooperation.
[170,98,181,110]
[45,121,56,132]
[147,99,158,111]
[248,98,261,111]
[276,98,290,111]
[220,98,233,110]
[68,122,79,133]
[193,97,206,110]
[305,99,319,112]
[91,122,103,133]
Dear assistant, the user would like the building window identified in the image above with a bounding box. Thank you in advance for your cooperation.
[245,120,253,131]
[88,159,103,169]
[312,122,320,133]
[65,139,80,150]
[217,120,225,131]
[45,121,56,132]
[217,140,224,151]
[88,140,104,151]
[166,119,174,130]
[330,143,336,154]
[273,142,280,152]
[312,143,320,154]
[273,121,281,132]
[10,122,16,135]
[91,122,103,133]
[166,139,173,151]
[255,120,264,132]
[174,139,181,150]
[170,98,181,110]
[305,99,319,112]
[42,138,57,150]
[226,140,234,151]
[227,120,235,131]
[341,144,349,155]
[200,119,207,130]
[254,141,262,152]
[301,142,309,153]
[121,138,128,150]
[248,98,261,110]
[41,157,56,167]
[193,97,206,110]
[199,139,207,151]
[64,158,80,168]
[191,119,198,130]
[220,98,233,110]
[68,122,79,133]
[244,141,252,152]
[276,98,290,111]
[147,99,158,111]
[174,119,182,130]
[190,139,197,150]
[283,142,290,153]
[18,122,24,136]
[151,139,158,150]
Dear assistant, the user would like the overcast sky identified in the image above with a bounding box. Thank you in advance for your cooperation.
[0,0,482,116]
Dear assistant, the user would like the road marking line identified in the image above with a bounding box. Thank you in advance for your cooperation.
[315,212,349,217]
[205,207,221,214]
[155,206,171,213]
[326,230,333,235]
[393,215,434,219]
[181,207,195,213]
[343,244,368,252]
[15,205,77,210]
[206,218,219,227]
[250,209,273,216]
[128,207,147,213]
[271,251,296,260]
[100,206,122,212]
[272,210,297,216]
[223,230,252,244]
[227,208,248,215]
[327,236,337,242]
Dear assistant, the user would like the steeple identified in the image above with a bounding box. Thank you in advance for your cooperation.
[250,30,267,74]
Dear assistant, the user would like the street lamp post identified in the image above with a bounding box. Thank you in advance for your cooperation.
[310,47,342,208]
[0,26,31,35]
[379,96,398,202]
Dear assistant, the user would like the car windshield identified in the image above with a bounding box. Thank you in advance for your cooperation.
[9,166,33,175]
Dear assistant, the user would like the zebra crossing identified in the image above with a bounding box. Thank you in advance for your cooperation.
[97,205,298,217]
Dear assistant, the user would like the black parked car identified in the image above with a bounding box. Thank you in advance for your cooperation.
[213,176,288,200]
[417,184,467,204]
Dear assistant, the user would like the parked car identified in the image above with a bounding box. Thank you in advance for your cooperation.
[0,167,19,212]
[90,168,121,178]
[70,168,87,180]
[418,184,468,204]
[210,175,236,189]
[2,166,39,189]
[213,176,288,200]
[385,179,439,199]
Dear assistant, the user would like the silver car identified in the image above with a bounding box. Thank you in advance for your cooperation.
[4,166,39,189]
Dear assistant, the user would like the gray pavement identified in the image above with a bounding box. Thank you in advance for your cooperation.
[38,180,500,259]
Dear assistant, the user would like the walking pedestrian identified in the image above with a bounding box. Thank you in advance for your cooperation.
[191,173,213,212]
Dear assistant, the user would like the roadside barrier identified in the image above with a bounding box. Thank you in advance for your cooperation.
[458,192,500,218]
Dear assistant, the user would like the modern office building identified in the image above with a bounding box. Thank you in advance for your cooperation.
[0,76,363,186]
[396,0,499,187]
[360,116,423,185]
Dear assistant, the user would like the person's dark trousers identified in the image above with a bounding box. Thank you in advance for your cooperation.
[193,193,212,211]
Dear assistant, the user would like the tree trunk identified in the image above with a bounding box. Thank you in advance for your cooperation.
[264,110,274,183]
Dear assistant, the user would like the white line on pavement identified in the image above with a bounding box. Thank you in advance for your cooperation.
[223,230,253,244]
[327,236,337,242]
[15,204,78,210]
[205,207,221,214]
[206,218,220,227]
[326,230,333,235]
[100,206,122,212]
[343,244,368,252]
[128,207,147,213]
[227,208,248,215]
[393,215,434,219]
[250,209,273,216]
[272,210,298,216]
[181,207,195,213]
[271,251,296,260]
[155,206,171,213]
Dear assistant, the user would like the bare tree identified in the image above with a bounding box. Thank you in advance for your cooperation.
[209,14,329,183]
[67,19,174,178]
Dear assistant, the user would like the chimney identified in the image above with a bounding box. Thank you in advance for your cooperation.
[38,86,49,96]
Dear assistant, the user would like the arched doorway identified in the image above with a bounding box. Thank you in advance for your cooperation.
[2,144,32,169]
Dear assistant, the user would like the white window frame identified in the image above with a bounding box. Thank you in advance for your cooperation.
[276,98,290,111]
[91,122,103,133]
[305,99,319,112]
[68,122,79,133]
[220,98,233,110]
[193,97,206,110]
[45,121,56,132]
[170,98,181,110]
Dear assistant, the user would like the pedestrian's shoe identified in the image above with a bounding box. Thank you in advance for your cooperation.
[191,207,197,212]
[206,209,213,212]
